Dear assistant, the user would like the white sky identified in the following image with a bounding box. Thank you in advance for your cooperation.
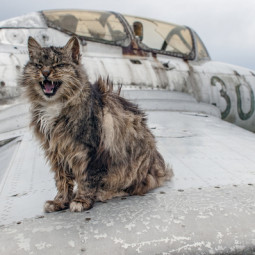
[1,0,255,70]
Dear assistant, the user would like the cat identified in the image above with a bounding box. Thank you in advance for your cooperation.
[20,36,173,212]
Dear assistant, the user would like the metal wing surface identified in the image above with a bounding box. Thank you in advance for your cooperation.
[0,90,254,254]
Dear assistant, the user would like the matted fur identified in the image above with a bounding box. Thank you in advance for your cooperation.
[21,36,173,212]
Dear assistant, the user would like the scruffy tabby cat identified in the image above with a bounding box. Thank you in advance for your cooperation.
[21,36,173,212]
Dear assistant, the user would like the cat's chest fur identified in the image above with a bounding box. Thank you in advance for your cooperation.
[35,102,63,136]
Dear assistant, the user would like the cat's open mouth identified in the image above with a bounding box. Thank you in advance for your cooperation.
[39,80,62,97]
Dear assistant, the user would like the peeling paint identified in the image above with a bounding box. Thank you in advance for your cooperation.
[15,233,31,252]
[32,226,54,233]
[35,242,52,250]
[68,240,75,247]
[94,234,107,240]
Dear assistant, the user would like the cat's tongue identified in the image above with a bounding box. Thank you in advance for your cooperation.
[44,81,54,94]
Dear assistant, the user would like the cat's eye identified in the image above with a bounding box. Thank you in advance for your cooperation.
[35,63,43,69]
[56,64,65,68]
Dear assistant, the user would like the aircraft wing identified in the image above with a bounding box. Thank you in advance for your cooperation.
[0,90,255,254]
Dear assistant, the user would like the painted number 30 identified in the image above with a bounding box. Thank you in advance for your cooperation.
[211,76,255,120]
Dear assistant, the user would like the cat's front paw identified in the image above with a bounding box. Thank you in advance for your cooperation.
[70,199,93,212]
[44,200,69,213]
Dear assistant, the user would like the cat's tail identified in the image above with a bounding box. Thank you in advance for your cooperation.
[127,152,174,196]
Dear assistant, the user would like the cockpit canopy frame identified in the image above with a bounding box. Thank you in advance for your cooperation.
[42,10,210,61]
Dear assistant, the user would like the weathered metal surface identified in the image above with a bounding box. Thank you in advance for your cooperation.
[122,90,220,117]
[0,102,29,139]
[189,61,255,131]
[0,12,46,28]
[0,185,254,255]
[0,10,255,131]
[0,91,255,254]
[0,10,255,254]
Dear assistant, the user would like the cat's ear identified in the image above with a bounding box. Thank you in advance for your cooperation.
[64,36,80,64]
[28,36,42,60]
[28,37,41,60]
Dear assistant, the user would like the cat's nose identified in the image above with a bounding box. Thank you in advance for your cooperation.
[41,68,51,78]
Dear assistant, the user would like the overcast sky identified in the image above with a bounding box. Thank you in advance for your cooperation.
[1,0,254,70]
